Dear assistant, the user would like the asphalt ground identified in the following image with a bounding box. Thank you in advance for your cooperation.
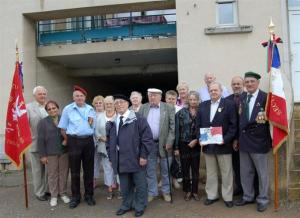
[1,170,300,218]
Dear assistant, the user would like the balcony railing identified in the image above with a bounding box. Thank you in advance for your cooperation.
[37,12,176,46]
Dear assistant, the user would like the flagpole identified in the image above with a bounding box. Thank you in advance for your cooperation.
[16,44,29,209]
[268,18,279,211]
[23,154,29,209]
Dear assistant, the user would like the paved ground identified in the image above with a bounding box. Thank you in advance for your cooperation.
[1,170,300,218]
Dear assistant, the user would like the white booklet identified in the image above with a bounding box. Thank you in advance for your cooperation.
[199,127,223,145]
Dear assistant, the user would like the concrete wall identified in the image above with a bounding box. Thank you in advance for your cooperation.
[176,0,286,92]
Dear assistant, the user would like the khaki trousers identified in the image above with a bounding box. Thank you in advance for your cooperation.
[204,153,233,201]
[47,153,69,197]
[30,152,48,197]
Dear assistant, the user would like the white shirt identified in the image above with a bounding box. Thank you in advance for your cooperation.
[116,109,130,135]
[198,85,230,102]
[248,89,259,119]
[210,98,221,122]
[36,101,48,118]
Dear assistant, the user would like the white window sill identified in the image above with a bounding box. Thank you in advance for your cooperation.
[204,25,253,35]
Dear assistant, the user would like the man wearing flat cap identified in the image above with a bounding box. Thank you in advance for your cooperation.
[106,94,153,217]
[58,85,96,208]
[139,88,175,203]
[234,72,272,212]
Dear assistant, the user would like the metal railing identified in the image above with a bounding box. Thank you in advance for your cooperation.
[37,12,176,45]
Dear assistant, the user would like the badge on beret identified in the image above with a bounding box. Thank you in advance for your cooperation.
[256,108,266,124]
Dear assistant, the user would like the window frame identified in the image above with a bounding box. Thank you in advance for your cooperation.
[216,0,238,27]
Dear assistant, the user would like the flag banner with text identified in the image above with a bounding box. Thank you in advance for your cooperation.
[5,62,32,168]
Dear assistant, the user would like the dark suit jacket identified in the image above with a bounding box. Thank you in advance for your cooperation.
[197,98,237,154]
[226,92,246,140]
[239,90,272,153]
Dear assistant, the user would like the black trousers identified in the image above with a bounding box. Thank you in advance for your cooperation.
[68,135,95,200]
[232,150,242,192]
[180,143,200,194]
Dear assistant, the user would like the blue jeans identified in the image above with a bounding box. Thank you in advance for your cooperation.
[146,146,171,196]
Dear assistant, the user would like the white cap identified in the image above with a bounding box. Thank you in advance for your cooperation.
[147,88,162,94]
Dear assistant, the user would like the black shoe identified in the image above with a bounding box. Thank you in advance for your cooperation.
[135,210,144,217]
[224,201,233,208]
[84,196,96,206]
[233,189,243,196]
[257,203,268,212]
[116,208,130,216]
[234,199,254,206]
[192,193,200,201]
[69,199,80,209]
[204,198,219,205]
[36,194,47,201]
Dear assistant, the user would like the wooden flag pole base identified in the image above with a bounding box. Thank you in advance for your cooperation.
[23,154,29,209]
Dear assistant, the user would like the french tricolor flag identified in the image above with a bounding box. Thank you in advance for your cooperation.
[265,36,289,153]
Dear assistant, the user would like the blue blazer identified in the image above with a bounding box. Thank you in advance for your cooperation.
[238,90,272,153]
[197,98,237,154]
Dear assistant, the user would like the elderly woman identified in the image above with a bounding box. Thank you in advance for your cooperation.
[94,96,119,199]
[92,95,105,188]
[176,82,189,108]
[174,91,201,201]
[129,91,143,112]
[38,100,70,207]
[92,95,105,115]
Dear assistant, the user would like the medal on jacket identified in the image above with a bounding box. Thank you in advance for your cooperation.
[238,103,242,115]
[256,108,266,124]
[218,107,222,113]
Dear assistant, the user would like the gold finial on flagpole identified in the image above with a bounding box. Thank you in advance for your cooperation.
[15,39,19,63]
[268,17,275,40]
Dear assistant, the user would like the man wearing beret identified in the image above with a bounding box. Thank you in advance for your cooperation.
[106,94,153,217]
[235,72,272,212]
[139,88,175,203]
[58,85,96,208]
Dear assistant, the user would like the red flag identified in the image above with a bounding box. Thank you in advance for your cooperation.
[5,62,32,168]
[265,38,288,154]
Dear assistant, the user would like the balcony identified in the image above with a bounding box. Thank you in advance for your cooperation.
[37,12,176,46]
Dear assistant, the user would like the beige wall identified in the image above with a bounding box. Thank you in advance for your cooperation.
[176,0,286,93]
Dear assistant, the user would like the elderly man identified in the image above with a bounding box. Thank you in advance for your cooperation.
[139,88,175,202]
[198,73,230,102]
[106,94,153,217]
[235,72,272,212]
[58,85,96,209]
[129,91,143,112]
[226,76,245,196]
[27,86,49,201]
[165,90,182,113]
[197,82,237,208]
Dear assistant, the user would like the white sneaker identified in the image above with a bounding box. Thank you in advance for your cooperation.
[60,195,70,204]
[173,178,181,189]
[50,197,57,207]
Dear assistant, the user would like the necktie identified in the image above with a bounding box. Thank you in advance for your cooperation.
[245,94,253,121]
[233,94,240,107]
[118,116,123,133]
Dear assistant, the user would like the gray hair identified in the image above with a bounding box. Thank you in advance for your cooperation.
[130,91,142,100]
[187,91,200,102]
[209,82,223,91]
[33,86,47,95]
[176,82,189,91]
[104,95,114,103]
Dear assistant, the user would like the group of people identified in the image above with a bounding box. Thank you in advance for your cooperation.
[26,71,271,217]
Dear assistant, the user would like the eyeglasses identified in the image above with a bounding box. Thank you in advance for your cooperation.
[114,100,127,105]
[47,107,57,111]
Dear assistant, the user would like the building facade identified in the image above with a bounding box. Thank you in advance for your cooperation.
[0,0,299,203]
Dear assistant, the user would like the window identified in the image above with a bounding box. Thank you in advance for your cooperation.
[216,0,238,26]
